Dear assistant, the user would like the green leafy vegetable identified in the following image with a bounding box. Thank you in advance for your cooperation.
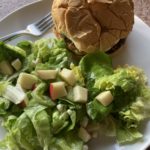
[52,131,83,150]
[5,134,21,150]
[79,52,113,81]
[11,113,40,150]
[25,105,51,150]
[71,65,85,86]
[0,98,10,116]
[31,82,55,107]
[0,81,9,96]
[116,124,142,144]
[2,115,17,131]
[17,40,33,55]
[0,42,26,62]
[51,110,69,134]
[32,38,71,70]
[87,99,113,121]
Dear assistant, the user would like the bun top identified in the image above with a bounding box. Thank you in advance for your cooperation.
[52,0,134,53]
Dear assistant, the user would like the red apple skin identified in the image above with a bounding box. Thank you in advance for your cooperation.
[49,84,55,100]
[32,84,37,91]
[18,100,26,108]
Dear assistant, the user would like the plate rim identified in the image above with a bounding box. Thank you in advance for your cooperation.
[0,0,42,22]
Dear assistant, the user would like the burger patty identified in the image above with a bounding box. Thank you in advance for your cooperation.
[54,28,126,55]
[64,36,126,55]
[106,39,126,54]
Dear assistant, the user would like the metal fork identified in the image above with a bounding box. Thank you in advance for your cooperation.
[0,12,53,42]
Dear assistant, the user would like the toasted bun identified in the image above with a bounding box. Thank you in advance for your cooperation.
[52,0,134,53]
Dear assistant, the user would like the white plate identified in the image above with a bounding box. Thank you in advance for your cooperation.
[0,0,150,150]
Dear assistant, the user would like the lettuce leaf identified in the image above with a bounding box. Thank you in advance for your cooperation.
[80,52,113,79]
[0,113,39,150]
[94,69,137,92]
[51,131,83,150]
[0,139,8,150]
[17,40,33,56]
[0,42,26,62]
[31,82,55,107]
[2,115,17,131]
[87,99,113,121]
[71,65,85,86]
[0,81,9,96]
[24,105,51,150]
[94,67,142,111]
[8,113,39,150]
[0,97,10,116]
[5,134,21,150]
[32,38,71,70]
[116,125,142,144]
[51,110,70,134]
[97,115,143,144]
[118,87,150,128]
[51,107,77,134]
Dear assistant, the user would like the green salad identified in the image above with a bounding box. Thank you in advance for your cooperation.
[0,38,150,150]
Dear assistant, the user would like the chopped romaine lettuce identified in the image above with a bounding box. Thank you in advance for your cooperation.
[51,110,70,134]
[2,115,17,131]
[32,38,71,70]
[0,42,26,62]
[0,81,9,96]
[70,64,85,86]
[51,131,83,150]
[0,97,11,116]
[79,52,113,82]
[25,105,51,150]
[116,124,143,144]
[5,134,21,150]
[17,40,33,56]
[0,139,8,150]
[31,82,55,107]
[87,99,113,121]
[11,113,40,150]
[51,106,77,134]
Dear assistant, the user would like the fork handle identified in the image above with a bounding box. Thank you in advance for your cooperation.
[0,30,30,42]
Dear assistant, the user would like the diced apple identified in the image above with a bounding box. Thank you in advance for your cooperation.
[0,60,14,75]
[78,127,91,142]
[59,68,76,86]
[37,70,57,80]
[17,73,38,90]
[49,82,67,100]
[73,85,88,103]
[95,91,113,106]
[11,58,22,71]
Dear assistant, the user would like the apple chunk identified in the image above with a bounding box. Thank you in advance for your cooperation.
[50,82,67,100]
[95,91,113,106]
[37,70,57,80]
[0,60,14,75]
[73,85,88,103]
[11,58,22,71]
[17,73,38,90]
[78,127,91,142]
[59,68,76,86]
